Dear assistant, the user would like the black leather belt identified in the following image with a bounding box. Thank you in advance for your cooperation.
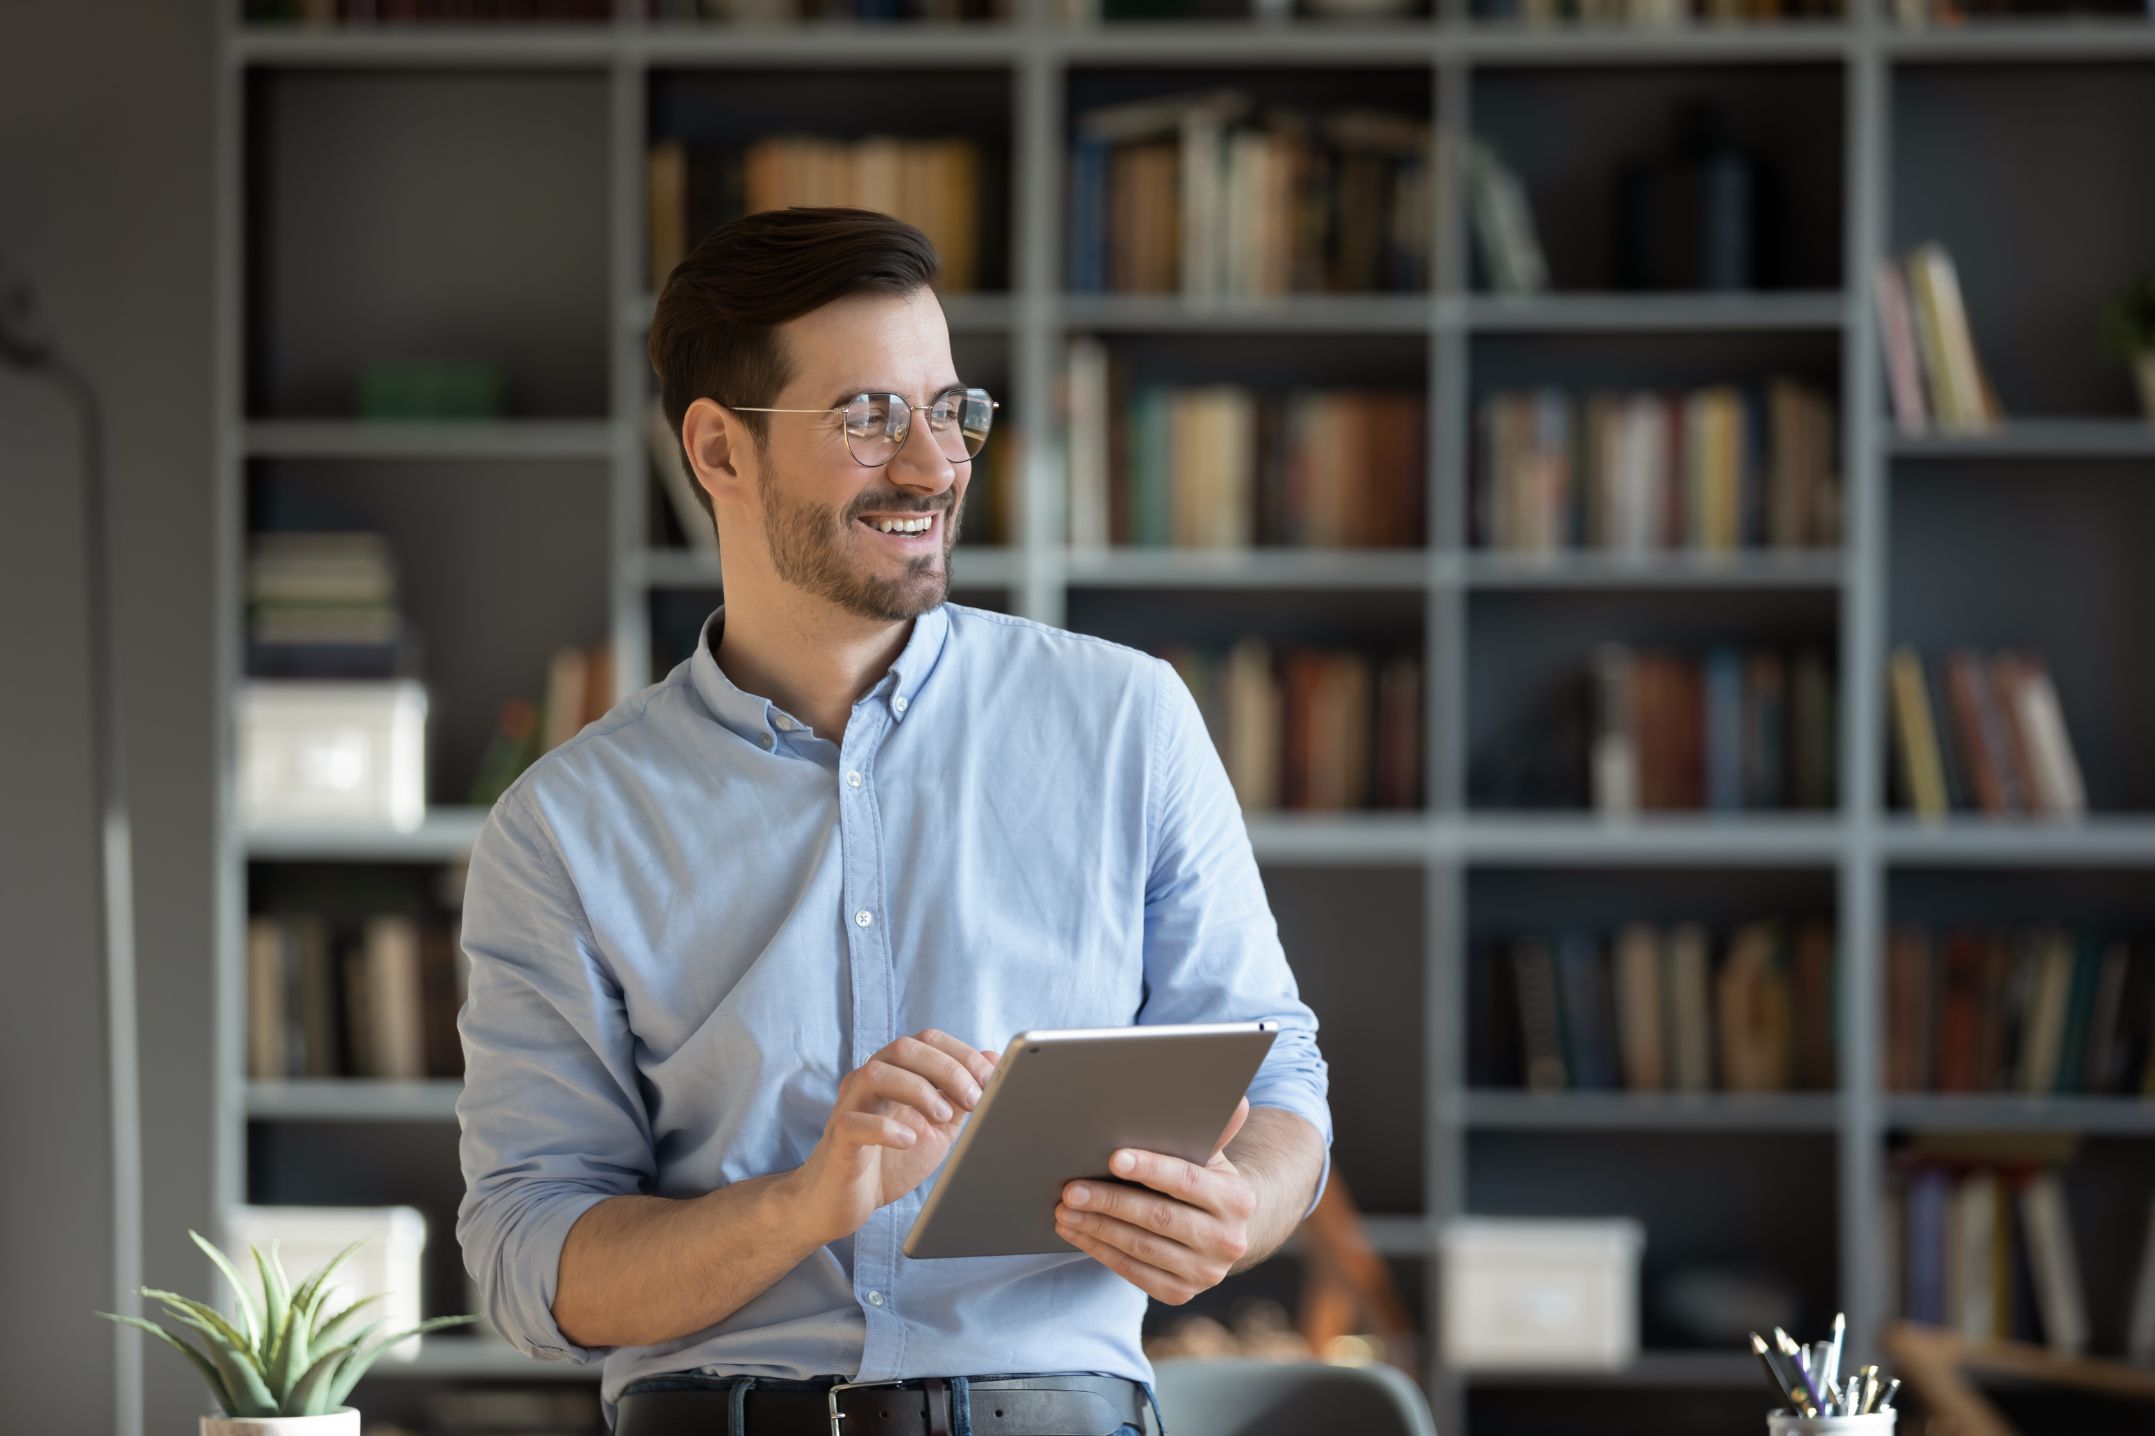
[613,1372,1149,1436]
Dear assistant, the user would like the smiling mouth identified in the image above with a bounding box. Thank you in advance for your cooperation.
[856,511,942,546]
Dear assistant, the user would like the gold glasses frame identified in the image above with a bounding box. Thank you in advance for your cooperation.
[721,386,1000,469]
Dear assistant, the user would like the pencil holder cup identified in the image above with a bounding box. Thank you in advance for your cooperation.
[1767,1411,1896,1434]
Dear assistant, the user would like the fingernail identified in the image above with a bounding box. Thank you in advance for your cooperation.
[1113,1150,1134,1173]
[963,1083,982,1105]
[934,1099,952,1120]
[1068,1184,1089,1207]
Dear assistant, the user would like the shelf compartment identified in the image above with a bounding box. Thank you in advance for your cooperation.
[246,69,610,420]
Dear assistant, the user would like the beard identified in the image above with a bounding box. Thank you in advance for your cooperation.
[756,456,964,622]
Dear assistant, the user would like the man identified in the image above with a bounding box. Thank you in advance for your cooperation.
[455,206,1331,1436]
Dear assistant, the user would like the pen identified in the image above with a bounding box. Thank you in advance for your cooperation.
[1825,1310,1845,1392]
[1879,1377,1902,1412]
[1788,1339,1828,1416]
[1750,1331,1814,1416]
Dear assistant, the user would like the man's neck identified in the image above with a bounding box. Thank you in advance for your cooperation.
[712,590,913,744]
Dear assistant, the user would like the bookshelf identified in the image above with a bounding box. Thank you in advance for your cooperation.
[213,4,2155,1435]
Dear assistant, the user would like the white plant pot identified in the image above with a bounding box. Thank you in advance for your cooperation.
[201,1409,358,1436]
[2136,350,2155,422]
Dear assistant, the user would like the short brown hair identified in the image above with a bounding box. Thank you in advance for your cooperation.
[647,206,942,533]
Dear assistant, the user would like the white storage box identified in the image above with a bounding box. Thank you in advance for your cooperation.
[1439,1216,1644,1371]
[239,679,426,832]
[222,1205,431,1362]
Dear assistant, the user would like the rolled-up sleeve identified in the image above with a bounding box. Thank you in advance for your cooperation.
[1136,656,1334,1221]
[455,786,655,1363]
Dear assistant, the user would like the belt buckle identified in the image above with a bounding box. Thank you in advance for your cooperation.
[826,1377,912,1436]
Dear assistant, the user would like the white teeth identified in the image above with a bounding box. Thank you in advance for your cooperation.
[871,516,932,534]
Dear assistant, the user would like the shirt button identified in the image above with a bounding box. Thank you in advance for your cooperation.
[855,909,873,928]
[774,715,795,732]
[892,695,909,715]
[757,732,774,749]
[846,770,863,789]
[866,1290,885,1307]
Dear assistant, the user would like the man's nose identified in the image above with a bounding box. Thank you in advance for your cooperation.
[886,410,959,493]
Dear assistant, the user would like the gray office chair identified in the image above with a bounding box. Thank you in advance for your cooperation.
[1147,1357,1438,1436]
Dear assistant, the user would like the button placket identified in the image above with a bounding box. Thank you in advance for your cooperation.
[837,707,900,1371]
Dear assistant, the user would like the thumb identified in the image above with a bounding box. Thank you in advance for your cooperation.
[1211,1095,1251,1162]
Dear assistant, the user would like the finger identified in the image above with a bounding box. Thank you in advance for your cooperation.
[1054,1205,1213,1287]
[1097,1148,1246,1222]
[1212,1095,1250,1159]
[886,1031,991,1110]
[1062,1176,1202,1242]
[852,1059,959,1126]
[1053,1219,1195,1305]
[836,1109,918,1151]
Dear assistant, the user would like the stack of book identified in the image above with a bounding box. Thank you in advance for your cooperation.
[1886,926,2154,1097]
[1873,243,2003,436]
[1590,642,1837,813]
[246,912,466,1082]
[1068,90,1432,296]
[1487,918,1837,1094]
[1155,639,1421,812]
[1064,341,1425,549]
[1474,379,1839,554]
[1884,1139,2155,1357]
[1887,646,2085,820]
[647,136,984,291]
[246,531,410,680]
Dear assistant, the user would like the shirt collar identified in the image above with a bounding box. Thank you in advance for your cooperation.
[688,601,951,749]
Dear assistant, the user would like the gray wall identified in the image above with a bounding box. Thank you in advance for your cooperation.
[1,1,218,1431]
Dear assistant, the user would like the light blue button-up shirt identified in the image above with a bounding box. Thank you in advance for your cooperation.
[454,600,1332,1429]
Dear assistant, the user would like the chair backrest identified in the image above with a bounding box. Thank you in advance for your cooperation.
[1148,1357,1438,1436]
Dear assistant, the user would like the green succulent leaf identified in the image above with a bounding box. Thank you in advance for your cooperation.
[252,1242,293,1378]
[187,1230,262,1352]
[280,1336,364,1418]
[169,1306,280,1417]
[312,1292,386,1350]
[98,1312,235,1416]
[287,1238,366,1339]
[325,1315,478,1407]
[140,1287,254,1363]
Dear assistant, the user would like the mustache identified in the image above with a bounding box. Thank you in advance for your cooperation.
[849,497,954,519]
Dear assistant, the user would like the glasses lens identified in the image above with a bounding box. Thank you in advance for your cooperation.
[843,394,899,466]
[923,388,993,460]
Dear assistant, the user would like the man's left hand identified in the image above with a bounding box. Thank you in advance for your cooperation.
[1053,1095,1256,1305]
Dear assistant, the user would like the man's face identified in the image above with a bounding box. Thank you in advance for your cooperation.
[747,288,971,623]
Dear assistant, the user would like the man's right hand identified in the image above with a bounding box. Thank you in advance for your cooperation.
[781,1029,1000,1249]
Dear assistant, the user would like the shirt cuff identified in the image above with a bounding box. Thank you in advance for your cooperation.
[482,1186,618,1364]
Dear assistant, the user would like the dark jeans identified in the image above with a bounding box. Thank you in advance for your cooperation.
[616,1370,1163,1436]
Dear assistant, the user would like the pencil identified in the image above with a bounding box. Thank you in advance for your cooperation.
[1750,1332,1813,1417]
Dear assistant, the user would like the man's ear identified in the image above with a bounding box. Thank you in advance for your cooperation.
[681,396,750,508]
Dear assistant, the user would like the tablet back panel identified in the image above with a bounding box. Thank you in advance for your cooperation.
[901,1021,1278,1259]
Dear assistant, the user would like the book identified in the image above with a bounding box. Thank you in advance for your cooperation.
[2019,1170,2088,1354]
[1889,644,1949,819]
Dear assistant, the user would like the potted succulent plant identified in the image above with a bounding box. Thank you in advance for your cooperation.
[95,1228,475,1434]
[2103,274,2155,421]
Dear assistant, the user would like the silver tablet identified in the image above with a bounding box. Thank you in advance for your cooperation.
[901,1020,1279,1260]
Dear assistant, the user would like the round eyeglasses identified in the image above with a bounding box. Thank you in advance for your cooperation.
[724,387,998,469]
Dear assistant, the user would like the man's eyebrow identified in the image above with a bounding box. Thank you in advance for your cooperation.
[824,381,967,409]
